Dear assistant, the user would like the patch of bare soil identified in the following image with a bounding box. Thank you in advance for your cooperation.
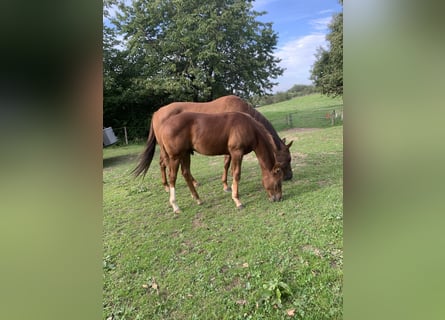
[282,127,321,134]
[279,127,321,140]
[302,244,323,258]
[192,212,207,229]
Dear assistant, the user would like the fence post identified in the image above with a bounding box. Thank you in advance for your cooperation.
[124,127,128,145]
[331,110,336,126]
[287,113,293,128]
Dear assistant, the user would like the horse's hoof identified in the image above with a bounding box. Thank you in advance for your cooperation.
[197,199,203,205]
[237,204,245,210]
[224,187,232,192]
[174,209,181,214]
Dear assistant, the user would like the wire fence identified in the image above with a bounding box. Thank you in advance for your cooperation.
[112,126,148,145]
[267,106,344,132]
[108,106,343,145]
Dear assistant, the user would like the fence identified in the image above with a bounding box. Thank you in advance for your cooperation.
[110,106,343,144]
[112,126,148,145]
[267,106,343,132]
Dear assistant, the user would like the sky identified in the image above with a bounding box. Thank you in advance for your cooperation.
[105,0,343,94]
[253,0,342,92]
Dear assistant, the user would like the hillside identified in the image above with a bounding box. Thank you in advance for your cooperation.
[258,94,343,131]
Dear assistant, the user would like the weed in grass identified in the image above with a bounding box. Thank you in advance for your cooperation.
[260,278,293,308]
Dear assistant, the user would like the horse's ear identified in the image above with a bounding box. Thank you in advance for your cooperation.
[282,138,286,144]
[286,140,293,150]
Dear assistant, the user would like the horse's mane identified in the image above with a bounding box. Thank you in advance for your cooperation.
[242,103,283,149]
[251,115,278,156]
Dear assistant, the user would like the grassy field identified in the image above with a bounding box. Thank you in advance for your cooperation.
[259,94,343,131]
[103,94,343,319]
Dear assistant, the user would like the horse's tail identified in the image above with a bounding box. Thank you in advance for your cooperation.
[132,119,157,178]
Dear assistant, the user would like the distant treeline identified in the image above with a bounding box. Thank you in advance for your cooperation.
[253,84,318,106]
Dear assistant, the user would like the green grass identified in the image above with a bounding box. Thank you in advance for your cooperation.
[258,94,343,131]
[103,95,343,319]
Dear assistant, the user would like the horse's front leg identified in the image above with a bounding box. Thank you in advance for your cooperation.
[230,155,244,209]
[180,154,203,205]
[168,157,181,214]
[222,155,232,192]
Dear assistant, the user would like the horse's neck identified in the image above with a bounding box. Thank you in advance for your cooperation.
[253,129,276,173]
[249,109,284,149]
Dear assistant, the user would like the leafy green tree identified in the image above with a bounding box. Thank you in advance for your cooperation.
[287,84,317,97]
[252,84,316,106]
[310,0,343,97]
[111,0,283,101]
[104,0,166,138]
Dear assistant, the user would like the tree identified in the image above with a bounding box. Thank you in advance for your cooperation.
[111,0,283,101]
[103,0,168,138]
[310,1,343,97]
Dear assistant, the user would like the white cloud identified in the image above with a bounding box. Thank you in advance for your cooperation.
[310,16,333,32]
[253,0,280,10]
[318,9,335,15]
[272,15,333,93]
[273,34,327,92]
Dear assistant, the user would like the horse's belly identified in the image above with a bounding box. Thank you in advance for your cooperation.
[193,144,229,156]
[192,136,229,156]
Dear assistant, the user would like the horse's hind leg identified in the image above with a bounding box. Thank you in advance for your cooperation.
[230,154,244,209]
[181,154,203,205]
[191,175,199,188]
[159,149,170,192]
[168,158,181,214]
[187,151,199,187]
[222,155,232,192]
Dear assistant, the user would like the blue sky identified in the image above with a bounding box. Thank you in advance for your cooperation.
[253,0,342,92]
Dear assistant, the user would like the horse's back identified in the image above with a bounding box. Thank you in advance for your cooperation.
[155,95,251,122]
[162,112,245,141]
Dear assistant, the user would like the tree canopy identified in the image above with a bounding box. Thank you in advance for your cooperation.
[310,1,343,97]
[103,0,284,139]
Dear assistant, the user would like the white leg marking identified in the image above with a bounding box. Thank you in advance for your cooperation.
[231,183,243,208]
[169,187,180,213]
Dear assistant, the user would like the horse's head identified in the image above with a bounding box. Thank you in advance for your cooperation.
[262,163,284,202]
[277,138,293,180]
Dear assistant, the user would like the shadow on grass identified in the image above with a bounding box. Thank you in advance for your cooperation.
[103,153,139,169]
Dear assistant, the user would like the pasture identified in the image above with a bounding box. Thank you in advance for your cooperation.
[103,94,343,319]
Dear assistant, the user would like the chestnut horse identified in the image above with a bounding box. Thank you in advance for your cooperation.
[133,111,284,213]
[148,95,293,192]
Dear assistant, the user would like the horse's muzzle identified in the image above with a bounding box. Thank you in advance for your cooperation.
[283,171,293,181]
[269,194,282,202]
